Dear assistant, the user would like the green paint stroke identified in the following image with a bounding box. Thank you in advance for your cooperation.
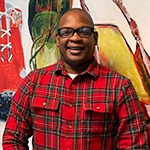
[28,0,73,69]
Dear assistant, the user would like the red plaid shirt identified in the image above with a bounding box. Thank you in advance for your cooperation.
[3,58,148,149]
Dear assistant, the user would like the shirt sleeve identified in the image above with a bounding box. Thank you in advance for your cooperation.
[116,79,148,149]
[2,74,33,150]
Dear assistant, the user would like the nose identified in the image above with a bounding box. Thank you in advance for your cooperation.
[70,31,81,40]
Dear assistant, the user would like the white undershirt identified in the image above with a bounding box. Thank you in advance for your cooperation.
[68,73,78,79]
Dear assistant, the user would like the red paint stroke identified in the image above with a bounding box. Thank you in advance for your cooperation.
[0,0,26,92]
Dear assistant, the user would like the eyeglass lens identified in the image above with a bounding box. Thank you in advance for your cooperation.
[58,27,94,38]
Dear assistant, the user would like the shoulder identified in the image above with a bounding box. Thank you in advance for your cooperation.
[25,62,58,82]
[97,64,131,86]
[32,62,57,74]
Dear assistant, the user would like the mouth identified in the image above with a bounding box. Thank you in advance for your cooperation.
[67,46,84,55]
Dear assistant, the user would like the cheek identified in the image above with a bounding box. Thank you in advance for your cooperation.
[57,38,67,49]
[86,39,96,51]
[58,43,67,53]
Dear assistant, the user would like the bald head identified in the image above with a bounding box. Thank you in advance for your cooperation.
[56,8,98,74]
[58,8,95,29]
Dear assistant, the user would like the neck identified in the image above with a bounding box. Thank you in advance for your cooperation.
[63,60,91,74]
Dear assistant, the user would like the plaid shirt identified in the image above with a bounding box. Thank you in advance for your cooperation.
[3,58,148,150]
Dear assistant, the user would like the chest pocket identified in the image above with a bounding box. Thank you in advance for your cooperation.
[31,97,60,131]
[83,102,113,113]
[82,102,116,134]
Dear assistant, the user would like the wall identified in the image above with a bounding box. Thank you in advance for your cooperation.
[1,0,150,149]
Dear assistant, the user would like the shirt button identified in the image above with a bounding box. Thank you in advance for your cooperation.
[68,125,72,129]
[96,106,100,110]
[69,104,73,107]
[43,102,46,106]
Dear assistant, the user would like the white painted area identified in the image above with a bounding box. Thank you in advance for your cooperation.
[0,121,5,149]
[5,0,32,75]
[73,0,150,55]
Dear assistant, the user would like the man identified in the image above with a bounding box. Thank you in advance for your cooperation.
[3,8,148,149]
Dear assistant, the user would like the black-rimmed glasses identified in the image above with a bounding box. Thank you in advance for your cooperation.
[57,26,94,38]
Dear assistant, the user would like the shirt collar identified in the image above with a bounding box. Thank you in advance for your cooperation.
[54,57,100,79]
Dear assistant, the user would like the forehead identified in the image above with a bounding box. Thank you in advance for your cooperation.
[58,10,94,29]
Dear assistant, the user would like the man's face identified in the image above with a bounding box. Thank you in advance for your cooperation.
[56,10,98,68]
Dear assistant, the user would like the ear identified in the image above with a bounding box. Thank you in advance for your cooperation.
[94,31,98,45]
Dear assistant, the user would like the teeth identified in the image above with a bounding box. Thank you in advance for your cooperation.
[69,47,83,50]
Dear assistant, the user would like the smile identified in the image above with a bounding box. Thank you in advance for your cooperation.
[68,46,84,50]
[67,47,84,55]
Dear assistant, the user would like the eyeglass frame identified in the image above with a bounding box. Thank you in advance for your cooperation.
[57,26,95,38]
